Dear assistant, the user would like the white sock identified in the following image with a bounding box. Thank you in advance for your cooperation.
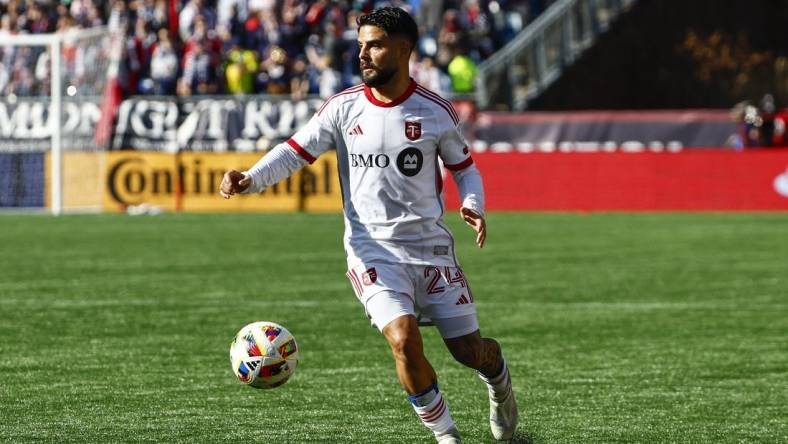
[478,358,513,402]
[408,381,457,435]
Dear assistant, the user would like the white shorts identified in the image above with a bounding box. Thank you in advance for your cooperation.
[346,262,479,339]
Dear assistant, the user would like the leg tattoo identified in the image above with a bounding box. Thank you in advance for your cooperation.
[479,338,503,378]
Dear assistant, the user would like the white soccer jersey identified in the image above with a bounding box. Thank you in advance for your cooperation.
[247,80,483,268]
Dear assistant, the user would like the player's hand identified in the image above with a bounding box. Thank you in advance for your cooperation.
[220,170,251,199]
[460,207,486,248]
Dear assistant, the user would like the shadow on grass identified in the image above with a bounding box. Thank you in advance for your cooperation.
[507,430,533,444]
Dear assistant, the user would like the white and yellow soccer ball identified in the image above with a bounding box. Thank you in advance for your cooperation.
[229,321,299,389]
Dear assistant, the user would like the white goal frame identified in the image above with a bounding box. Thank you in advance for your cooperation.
[0,27,108,215]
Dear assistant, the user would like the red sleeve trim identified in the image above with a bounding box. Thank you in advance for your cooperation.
[287,138,316,164]
[444,156,474,171]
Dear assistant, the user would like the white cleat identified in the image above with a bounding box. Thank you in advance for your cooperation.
[435,427,462,443]
[488,387,518,440]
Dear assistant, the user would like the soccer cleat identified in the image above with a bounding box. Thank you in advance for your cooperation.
[487,385,518,440]
[435,427,462,443]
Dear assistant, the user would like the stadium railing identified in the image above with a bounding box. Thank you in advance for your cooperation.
[476,0,637,111]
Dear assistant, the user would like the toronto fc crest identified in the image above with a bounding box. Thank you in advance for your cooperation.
[405,121,422,141]
[362,268,377,285]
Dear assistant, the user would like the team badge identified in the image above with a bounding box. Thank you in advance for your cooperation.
[405,121,422,141]
[362,268,377,286]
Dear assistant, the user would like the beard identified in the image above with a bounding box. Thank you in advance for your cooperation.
[361,65,397,88]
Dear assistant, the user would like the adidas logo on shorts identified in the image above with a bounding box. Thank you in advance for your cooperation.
[455,294,473,305]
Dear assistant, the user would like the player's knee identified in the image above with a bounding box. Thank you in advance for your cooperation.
[484,338,502,359]
[385,319,424,363]
[480,338,503,376]
[448,337,484,369]
[387,331,424,363]
[452,348,481,369]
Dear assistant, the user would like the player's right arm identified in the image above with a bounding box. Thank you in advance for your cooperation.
[219,170,252,198]
[219,144,308,198]
[220,100,338,199]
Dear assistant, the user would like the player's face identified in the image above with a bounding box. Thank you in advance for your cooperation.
[358,25,400,87]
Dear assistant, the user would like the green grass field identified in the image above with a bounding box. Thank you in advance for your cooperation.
[1,213,786,443]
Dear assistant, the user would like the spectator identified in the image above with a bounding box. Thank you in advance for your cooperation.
[24,3,52,34]
[411,54,445,93]
[436,9,466,68]
[257,45,290,94]
[34,48,50,92]
[136,0,159,29]
[240,10,267,54]
[289,55,311,100]
[317,55,341,99]
[224,45,257,94]
[133,18,157,82]
[181,14,223,85]
[462,0,494,61]
[9,52,35,96]
[773,107,788,147]
[0,61,8,96]
[339,8,362,86]
[179,0,216,43]
[81,2,105,28]
[218,4,245,48]
[447,51,477,93]
[759,94,776,147]
[178,42,217,95]
[248,0,276,16]
[107,0,129,36]
[304,37,337,97]
[278,0,307,58]
[218,0,249,32]
[150,29,179,95]
[259,10,281,54]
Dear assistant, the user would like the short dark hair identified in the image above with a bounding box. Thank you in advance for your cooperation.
[357,7,419,51]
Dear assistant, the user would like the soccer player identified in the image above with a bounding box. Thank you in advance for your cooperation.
[220,7,518,443]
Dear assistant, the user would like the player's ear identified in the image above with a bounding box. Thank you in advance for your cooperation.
[396,37,412,59]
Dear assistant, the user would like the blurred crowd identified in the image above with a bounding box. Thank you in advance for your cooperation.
[732,94,788,148]
[0,0,555,98]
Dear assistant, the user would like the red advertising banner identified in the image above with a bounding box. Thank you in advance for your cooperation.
[443,150,788,211]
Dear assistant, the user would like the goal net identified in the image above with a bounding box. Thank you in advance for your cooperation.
[0,26,113,214]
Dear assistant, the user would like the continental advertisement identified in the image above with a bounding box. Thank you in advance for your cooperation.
[100,151,342,213]
[35,148,788,213]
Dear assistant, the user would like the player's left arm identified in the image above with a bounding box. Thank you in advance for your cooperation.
[439,122,487,248]
[452,165,486,248]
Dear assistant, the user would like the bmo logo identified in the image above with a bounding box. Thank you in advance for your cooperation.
[350,153,390,168]
[396,147,423,177]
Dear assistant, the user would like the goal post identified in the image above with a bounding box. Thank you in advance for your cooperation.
[0,26,113,214]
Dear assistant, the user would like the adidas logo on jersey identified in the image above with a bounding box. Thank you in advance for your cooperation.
[348,124,364,135]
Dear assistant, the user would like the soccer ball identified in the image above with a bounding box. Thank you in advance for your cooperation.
[229,321,299,389]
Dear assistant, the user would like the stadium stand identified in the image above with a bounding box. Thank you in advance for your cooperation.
[2,0,787,214]
[0,0,559,98]
[529,0,788,111]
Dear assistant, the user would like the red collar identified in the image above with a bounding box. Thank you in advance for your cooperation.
[364,79,417,107]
